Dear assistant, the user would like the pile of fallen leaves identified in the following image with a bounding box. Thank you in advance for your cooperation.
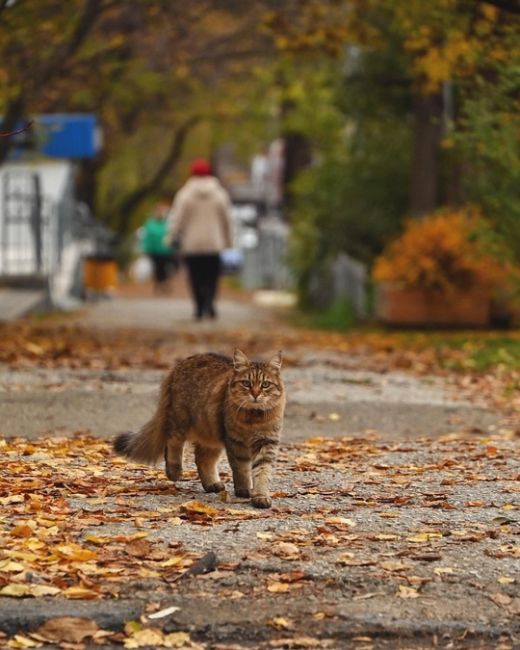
[1,432,519,649]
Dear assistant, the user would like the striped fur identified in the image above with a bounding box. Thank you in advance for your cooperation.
[113,349,285,508]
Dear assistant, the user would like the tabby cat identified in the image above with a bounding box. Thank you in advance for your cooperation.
[113,349,285,508]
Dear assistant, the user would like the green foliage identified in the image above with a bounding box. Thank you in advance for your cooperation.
[433,335,520,372]
[289,47,410,306]
[455,61,520,263]
[294,298,357,331]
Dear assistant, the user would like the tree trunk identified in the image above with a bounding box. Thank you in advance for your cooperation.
[113,115,201,234]
[282,130,312,214]
[0,94,26,165]
[409,91,444,216]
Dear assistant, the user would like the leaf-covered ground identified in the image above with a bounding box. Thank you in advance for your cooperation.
[1,310,519,648]
[0,432,518,649]
[1,322,519,419]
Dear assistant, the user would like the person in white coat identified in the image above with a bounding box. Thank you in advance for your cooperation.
[166,159,233,320]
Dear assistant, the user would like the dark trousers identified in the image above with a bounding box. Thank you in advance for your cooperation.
[184,254,221,319]
[149,254,171,285]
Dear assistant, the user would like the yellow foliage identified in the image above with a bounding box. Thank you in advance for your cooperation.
[373,208,509,294]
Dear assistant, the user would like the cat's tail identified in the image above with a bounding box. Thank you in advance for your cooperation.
[113,370,173,464]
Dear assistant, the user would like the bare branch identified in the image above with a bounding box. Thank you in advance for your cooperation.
[34,0,105,88]
[0,119,33,137]
[115,115,202,233]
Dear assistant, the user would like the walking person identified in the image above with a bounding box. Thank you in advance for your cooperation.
[166,159,233,320]
[141,200,175,295]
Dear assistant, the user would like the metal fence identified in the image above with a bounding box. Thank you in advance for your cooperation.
[1,170,58,279]
[240,217,293,291]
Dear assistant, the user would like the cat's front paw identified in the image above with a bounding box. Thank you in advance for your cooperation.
[204,481,226,493]
[235,488,250,498]
[251,495,272,509]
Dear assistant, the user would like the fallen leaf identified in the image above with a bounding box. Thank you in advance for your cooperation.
[124,628,164,649]
[489,592,512,607]
[433,567,456,576]
[268,616,294,630]
[61,585,100,599]
[380,560,409,572]
[397,585,420,599]
[407,532,442,542]
[7,634,41,648]
[126,539,152,558]
[35,617,99,644]
[0,584,61,598]
[267,581,290,593]
[273,542,301,559]
[180,500,219,517]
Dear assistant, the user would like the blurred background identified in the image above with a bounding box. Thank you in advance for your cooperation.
[0,0,519,328]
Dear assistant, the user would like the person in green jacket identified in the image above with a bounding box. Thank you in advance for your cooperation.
[141,201,175,293]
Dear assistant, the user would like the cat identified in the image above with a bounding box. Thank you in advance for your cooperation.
[113,348,285,509]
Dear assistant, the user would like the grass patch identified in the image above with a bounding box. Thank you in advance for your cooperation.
[389,330,520,371]
[294,299,357,331]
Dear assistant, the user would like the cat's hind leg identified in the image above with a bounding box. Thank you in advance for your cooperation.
[165,432,185,482]
[194,444,225,493]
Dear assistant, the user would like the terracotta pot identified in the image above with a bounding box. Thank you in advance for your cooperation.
[375,283,489,327]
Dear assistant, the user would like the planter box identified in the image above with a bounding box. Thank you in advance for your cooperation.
[376,283,490,327]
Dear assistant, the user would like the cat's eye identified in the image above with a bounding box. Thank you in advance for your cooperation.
[261,381,271,389]
[242,380,251,388]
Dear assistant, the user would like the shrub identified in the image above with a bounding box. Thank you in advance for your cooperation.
[372,208,513,294]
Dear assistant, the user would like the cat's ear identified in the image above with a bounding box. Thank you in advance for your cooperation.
[267,350,282,372]
[233,348,250,371]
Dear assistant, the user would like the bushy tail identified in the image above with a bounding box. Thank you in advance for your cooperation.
[113,371,173,464]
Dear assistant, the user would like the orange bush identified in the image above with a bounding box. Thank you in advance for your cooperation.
[373,208,507,293]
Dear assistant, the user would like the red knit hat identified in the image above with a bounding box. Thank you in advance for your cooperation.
[190,159,212,176]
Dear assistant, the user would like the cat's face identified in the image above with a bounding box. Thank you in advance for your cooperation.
[229,349,284,411]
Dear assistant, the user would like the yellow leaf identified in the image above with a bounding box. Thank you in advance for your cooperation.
[7,634,41,648]
[267,581,290,593]
[61,586,100,599]
[160,556,185,567]
[497,576,515,585]
[180,500,218,517]
[433,567,456,576]
[269,616,293,630]
[256,532,274,541]
[124,628,164,648]
[398,585,420,599]
[0,584,60,597]
[167,517,182,525]
[163,631,191,648]
[407,532,442,542]
[326,517,356,527]
[55,544,97,562]
[0,560,26,573]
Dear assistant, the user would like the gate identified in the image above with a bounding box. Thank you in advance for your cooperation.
[0,170,57,279]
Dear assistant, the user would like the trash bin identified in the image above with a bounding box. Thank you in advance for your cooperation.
[84,254,118,293]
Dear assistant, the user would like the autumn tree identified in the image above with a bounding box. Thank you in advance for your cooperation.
[0,1,279,234]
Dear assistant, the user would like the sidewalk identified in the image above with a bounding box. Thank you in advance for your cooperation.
[0,289,518,649]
